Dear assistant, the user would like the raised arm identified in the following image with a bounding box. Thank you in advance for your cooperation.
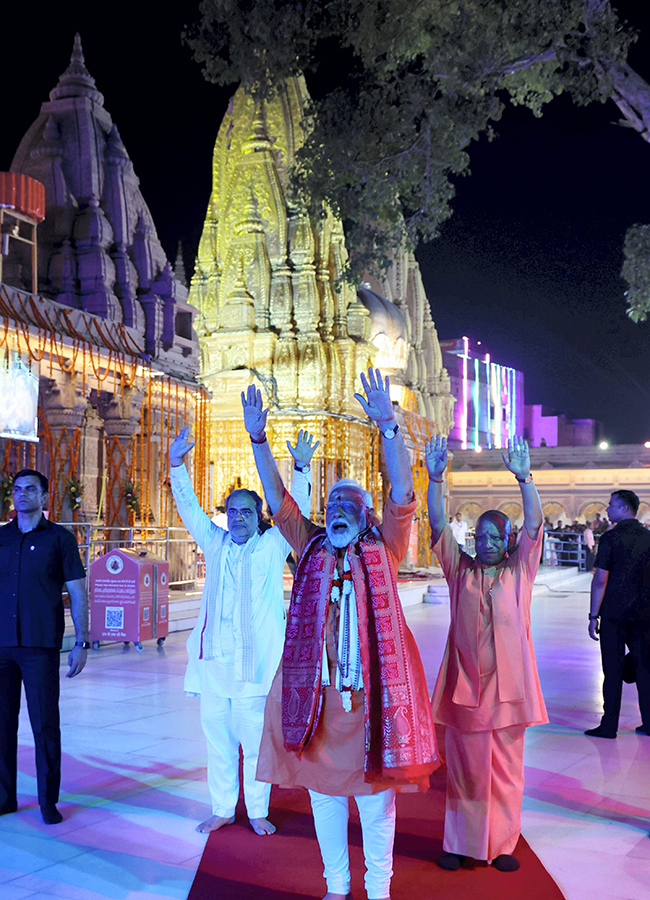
[287,429,319,516]
[425,435,448,544]
[354,368,413,505]
[241,385,286,514]
[168,427,215,549]
[501,437,542,539]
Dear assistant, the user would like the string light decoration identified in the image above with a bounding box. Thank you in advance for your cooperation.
[0,286,211,528]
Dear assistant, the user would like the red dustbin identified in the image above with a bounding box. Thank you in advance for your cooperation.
[90,548,169,651]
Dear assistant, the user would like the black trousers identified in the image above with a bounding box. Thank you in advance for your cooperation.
[0,647,61,810]
[599,618,650,732]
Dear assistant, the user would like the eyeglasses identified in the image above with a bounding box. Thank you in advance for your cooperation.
[326,499,362,515]
[226,507,256,519]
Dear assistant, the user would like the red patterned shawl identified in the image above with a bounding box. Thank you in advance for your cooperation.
[281,529,438,784]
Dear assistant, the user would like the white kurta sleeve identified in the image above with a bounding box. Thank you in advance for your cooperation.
[170,463,218,552]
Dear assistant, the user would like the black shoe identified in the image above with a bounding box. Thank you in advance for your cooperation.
[41,804,63,824]
[585,726,617,739]
[0,803,17,816]
[493,854,520,872]
[437,852,465,870]
[636,725,650,736]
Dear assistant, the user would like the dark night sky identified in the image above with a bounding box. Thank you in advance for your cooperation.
[2,3,650,443]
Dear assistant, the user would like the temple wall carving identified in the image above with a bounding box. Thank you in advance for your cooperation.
[190,78,454,556]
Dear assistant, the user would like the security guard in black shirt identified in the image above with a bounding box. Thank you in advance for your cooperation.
[0,469,87,824]
[586,489,650,739]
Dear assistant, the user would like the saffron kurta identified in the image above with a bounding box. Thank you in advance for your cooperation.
[257,491,438,795]
[432,524,547,861]
[431,525,547,732]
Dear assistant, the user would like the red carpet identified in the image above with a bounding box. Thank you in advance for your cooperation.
[187,764,565,900]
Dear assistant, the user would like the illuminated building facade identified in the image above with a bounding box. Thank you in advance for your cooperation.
[1,36,209,527]
[449,444,650,528]
[190,77,454,559]
[440,337,524,450]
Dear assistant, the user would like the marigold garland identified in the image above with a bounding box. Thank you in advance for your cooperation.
[64,474,84,512]
[123,479,141,518]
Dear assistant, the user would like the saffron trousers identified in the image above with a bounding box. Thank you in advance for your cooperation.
[309,788,396,899]
[443,723,526,862]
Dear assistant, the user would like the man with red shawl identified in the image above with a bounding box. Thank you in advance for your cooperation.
[242,368,438,900]
[426,434,547,873]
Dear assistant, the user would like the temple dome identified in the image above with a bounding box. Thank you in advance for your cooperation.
[357,286,408,373]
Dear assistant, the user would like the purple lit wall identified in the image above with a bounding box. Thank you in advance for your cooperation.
[440,337,525,450]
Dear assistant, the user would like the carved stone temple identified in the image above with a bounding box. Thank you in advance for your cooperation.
[190,77,454,557]
[0,35,208,531]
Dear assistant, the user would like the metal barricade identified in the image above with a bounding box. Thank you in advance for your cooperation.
[59,523,203,588]
[543,531,587,570]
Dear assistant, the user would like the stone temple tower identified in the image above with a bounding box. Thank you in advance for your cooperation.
[191,77,453,543]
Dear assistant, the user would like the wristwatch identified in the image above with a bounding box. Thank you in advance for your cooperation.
[381,424,400,440]
[294,463,310,473]
[75,640,91,649]
[516,473,534,484]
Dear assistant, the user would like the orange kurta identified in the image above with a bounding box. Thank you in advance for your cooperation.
[432,524,548,861]
[431,525,548,732]
[257,491,438,795]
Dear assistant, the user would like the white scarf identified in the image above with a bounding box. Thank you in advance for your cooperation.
[321,550,363,709]
[200,530,260,682]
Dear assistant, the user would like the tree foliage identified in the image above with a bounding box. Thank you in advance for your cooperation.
[622,224,650,322]
[184,1,638,281]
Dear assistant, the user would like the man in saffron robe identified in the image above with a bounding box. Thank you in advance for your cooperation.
[242,368,438,900]
[426,434,547,873]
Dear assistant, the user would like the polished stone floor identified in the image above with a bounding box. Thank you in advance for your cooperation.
[1,573,649,900]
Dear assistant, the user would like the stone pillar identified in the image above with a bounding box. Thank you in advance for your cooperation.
[41,372,87,520]
[79,404,104,522]
[96,386,144,527]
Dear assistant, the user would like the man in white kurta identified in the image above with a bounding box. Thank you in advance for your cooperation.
[169,426,314,834]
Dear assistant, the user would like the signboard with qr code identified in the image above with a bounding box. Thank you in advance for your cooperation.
[90,548,169,647]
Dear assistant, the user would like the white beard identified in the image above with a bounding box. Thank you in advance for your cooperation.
[326,522,360,548]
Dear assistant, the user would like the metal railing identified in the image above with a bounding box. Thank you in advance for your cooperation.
[61,523,204,587]
[543,531,595,571]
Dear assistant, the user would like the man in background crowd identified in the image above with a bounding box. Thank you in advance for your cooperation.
[450,511,468,549]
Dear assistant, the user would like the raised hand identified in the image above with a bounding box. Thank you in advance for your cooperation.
[425,435,448,481]
[241,384,269,440]
[501,436,531,480]
[287,429,320,467]
[354,368,395,428]
[170,427,196,467]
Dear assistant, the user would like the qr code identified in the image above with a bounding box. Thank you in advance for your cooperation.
[143,607,150,622]
[105,607,124,630]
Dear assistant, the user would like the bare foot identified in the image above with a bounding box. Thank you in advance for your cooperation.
[249,816,276,835]
[195,814,235,833]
